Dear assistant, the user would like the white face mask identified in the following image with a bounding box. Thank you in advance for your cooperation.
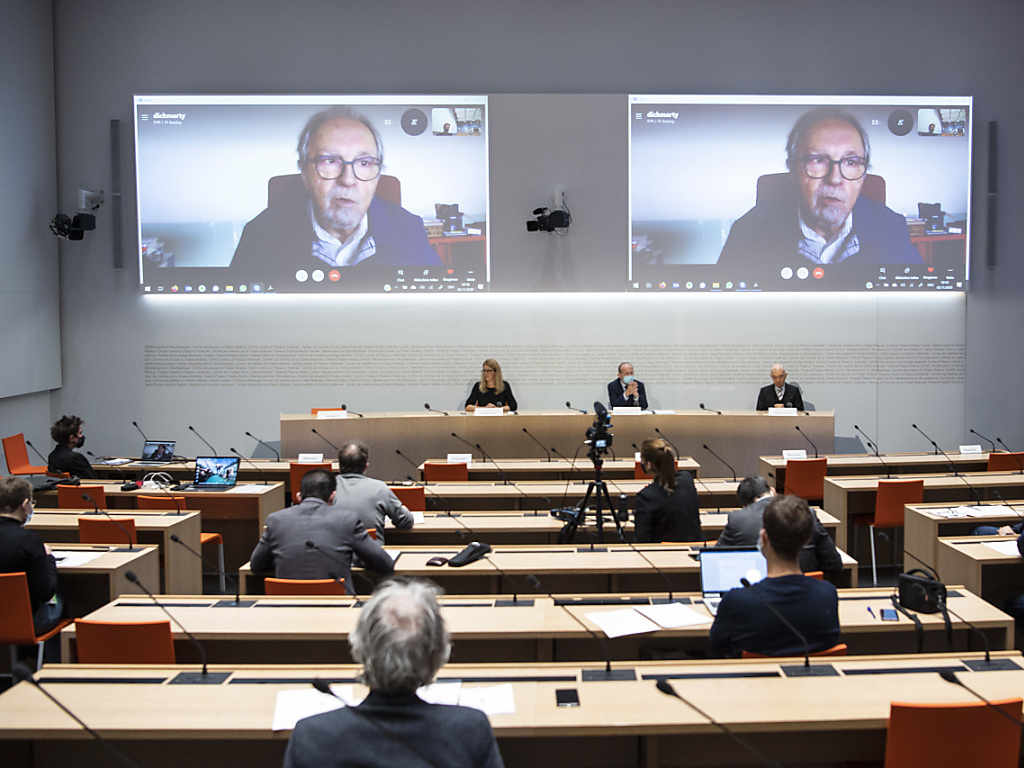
[622,375,635,385]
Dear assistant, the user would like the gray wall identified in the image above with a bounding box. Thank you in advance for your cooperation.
[4,0,1023,467]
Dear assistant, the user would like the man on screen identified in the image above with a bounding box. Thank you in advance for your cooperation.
[230,106,440,284]
[717,106,921,275]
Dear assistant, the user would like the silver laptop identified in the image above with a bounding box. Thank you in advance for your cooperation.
[190,456,240,491]
[699,546,767,616]
[136,440,175,466]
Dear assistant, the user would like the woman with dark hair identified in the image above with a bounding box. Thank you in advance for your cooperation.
[464,358,517,412]
[634,437,701,543]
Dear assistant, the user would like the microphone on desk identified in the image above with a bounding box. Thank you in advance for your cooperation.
[188,425,218,456]
[911,423,942,456]
[310,679,446,768]
[125,570,227,683]
[565,400,587,414]
[405,476,456,520]
[653,428,678,457]
[483,552,533,606]
[424,403,448,416]
[450,431,479,458]
[475,442,509,486]
[693,473,722,514]
[997,437,1018,453]
[24,439,52,468]
[522,427,552,462]
[551,444,586,512]
[527,574,635,682]
[394,449,423,480]
[702,444,736,482]
[912,424,984,502]
[739,577,835,677]
[304,541,360,602]
[938,670,1024,729]
[341,404,364,418]
[969,428,997,453]
[230,447,267,485]
[311,427,342,454]
[655,679,784,768]
[11,664,143,768]
[853,425,891,478]
[699,402,722,415]
[619,513,677,603]
[244,431,280,461]
[82,493,134,550]
[132,420,149,442]
[794,425,818,458]
[86,450,138,490]
[169,534,251,607]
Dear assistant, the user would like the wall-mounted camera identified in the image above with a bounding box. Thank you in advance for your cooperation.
[50,189,103,240]
[526,186,571,232]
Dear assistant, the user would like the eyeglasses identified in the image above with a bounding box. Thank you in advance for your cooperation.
[482,368,495,374]
[308,154,382,182]
[801,154,867,181]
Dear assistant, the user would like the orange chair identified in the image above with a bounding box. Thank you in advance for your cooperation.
[137,495,226,592]
[864,478,924,587]
[310,407,347,416]
[78,516,138,546]
[58,484,107,510]
[366,528,378,541]
[633,459,679,480]
[264,577,346,596]
[2,433,47,475]
[783,458,828,503]
[803,570,824,580]
[74,619,176,664]
[391,485,425,512]
[289,461,333,503]
[741,643,847,659]
[0,572,72,669]
[884,698,1022,767]
[988,452,1024,472]
[423,462,469,482]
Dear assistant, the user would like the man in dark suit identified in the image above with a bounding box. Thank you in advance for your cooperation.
[250,469,394,593]
[47,415,97,479]
[283,579,505,768]
[755,364,804,411]
[608,362,648,409]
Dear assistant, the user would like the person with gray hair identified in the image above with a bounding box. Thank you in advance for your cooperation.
[283,579,505,768]
[334,440,414,545]
[230,105,439,288]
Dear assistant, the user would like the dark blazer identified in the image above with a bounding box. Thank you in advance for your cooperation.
[47,444,97,479]
[284,689,505,768]
[608,379,648,409]
[250,497,394,591]
[634,470,702,543]
[756,382,804,411]
[465,382,517,411]
[0,517,59,614]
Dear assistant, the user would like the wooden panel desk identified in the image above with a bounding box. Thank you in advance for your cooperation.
[240,543,859,595]
[62,586,1010,665]
[905,502,1024,572]
[282,409,835,482]
[28,509,202,593]
[417,456,702,481]
[936,536,1024,609]
[1,652,1020,768]
[760,451,993,491]
[822,472,1024,552]
[53,544,160,616]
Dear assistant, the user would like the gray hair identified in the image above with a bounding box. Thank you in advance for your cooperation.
[338,440,370,474]
[785,106,870,173]
[350,579,451,693]
[296,106,384,167]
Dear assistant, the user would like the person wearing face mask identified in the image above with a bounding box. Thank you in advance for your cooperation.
[47,414,97,479]
[633,438,701,543]
[0,475,65,634]
[608,362,648,410]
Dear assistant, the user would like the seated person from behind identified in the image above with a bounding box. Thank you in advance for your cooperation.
[716,476,841,578]
[465,358,517,412]
[250,469,394,592]
[334,440,414,545]
[0,476,65,634]
[755,364,804,411]
[709,494,840,658]
[47,414,97,479]
[634,438,701,543]
[283,578,505,768]
[608,362,648,410]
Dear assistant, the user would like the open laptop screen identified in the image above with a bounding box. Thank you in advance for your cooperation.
[699,547,767,595]
[193,456,240,488]
[140,440,175,462]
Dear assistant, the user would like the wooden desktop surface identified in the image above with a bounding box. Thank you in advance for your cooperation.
[1,652,1020,768]
[52,543,160,617]
[759,451,993,490]
[417,456,703,481]
[936,535,1024,609]
[904,502,1024,572]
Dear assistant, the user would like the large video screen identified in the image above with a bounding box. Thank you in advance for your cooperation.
[135,95,489,294]
[629,95,972,292]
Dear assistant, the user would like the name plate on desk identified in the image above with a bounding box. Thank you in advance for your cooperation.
[768,407,798,416]
[473,408,505,416]
[959,444,983,454]
[317,410,348,419]
[297,453,324,463]
[447,453,472,464]
[612,407,642,415]
[782,449,808,460]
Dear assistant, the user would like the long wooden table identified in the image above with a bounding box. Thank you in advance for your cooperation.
[282,409,835,482]
[53,544,160,616]
[905,502,1024,573]
[28,509,202,593]
[61,586,1011,665]
[2,652,1020,768]
[417,456,702,481]
[759,451,994,490]
[936,536,1024,609]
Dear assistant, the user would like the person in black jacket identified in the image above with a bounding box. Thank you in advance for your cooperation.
[634,438,702,543]
[465,358,517,412]
[755,365,805,411]
[47,414,96,479]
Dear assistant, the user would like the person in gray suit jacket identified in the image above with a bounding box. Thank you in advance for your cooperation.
[335,440,414,545]
[283,579,505,768]
[716,475,841,578]
[250,469,394,593]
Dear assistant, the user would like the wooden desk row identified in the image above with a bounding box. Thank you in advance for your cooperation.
[2,652,1020,768]
[758,451,996,490]
[51,544,158,617]
[62,587,1012,665]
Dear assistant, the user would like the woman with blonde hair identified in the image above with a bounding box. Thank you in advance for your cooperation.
[634,437,701,543]
[465,359,518,412]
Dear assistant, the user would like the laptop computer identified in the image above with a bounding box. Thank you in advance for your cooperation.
[699,546,767,616]
[135,440,176,466]
[189,456,241,491]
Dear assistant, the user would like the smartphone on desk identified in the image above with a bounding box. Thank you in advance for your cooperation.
[556,689,580,707]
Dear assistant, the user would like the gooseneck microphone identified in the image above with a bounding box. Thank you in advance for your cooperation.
[188,425,218,456]
[169,534,251,607]
[133,420,149,441]
[565,400,588,414]
[404,476,454,519]
[794,425,818,458]
[853,425,891,478]
[244,431,280,461]
[341,404,364,418]
[653,428,678,456]
[394,449,422,479]
[656,679,784,768]
[475,442,509,485]
[83,493,134,550]
[699,402,722,415]
[969,428,997,452]
[702,444,736,482]
[913,424,983,502]
[522,427,552,461]
[739,577,835,677]
[304,541,358,601]
[450,431,479,458]
[311,427,342,454]
[424,402,448,415]
[911,423,941,456]
[621,534,677,603]
[938,670,1024,728]
[231,447,267,484]
[25,439,51,467]
[11,664,142,768]
[483,553,533,606]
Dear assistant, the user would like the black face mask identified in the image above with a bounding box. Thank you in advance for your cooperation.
[77,434,86,448]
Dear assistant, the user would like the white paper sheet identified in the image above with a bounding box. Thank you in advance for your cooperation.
[584,608,661,638]
[52,550,105,568]
[271,687,350,731]
[983,540,1022,557]
[458,683,516,715]
[636,602,713,628]
[417,680,462,705]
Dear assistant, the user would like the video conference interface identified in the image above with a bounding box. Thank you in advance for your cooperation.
[629,95,973,293]
[135,95,489,295]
